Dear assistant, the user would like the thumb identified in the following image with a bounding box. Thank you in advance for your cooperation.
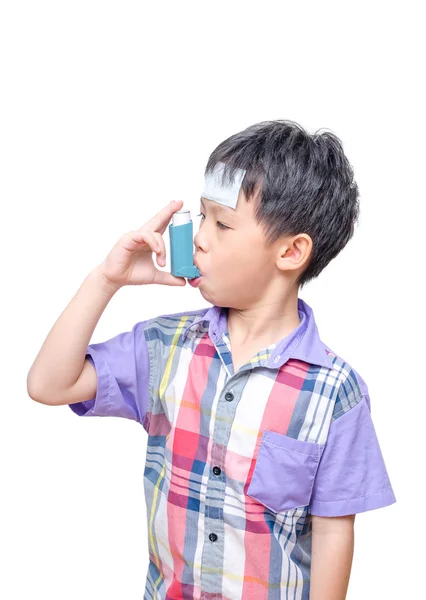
[154,270,187,286]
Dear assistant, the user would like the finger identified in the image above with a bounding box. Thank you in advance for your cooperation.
[153,269,187,286]
[152,232,166,266]
[142,200,184,236]
[122,230,159,253]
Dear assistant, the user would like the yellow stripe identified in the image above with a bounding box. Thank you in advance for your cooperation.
[149,315,190,597]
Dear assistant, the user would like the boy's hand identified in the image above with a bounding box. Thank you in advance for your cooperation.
[96,200,187,289]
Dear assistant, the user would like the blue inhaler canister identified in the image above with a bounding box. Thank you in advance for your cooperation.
[169,209,201,279]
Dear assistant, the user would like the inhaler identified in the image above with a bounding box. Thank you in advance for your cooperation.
[169,210,201,279]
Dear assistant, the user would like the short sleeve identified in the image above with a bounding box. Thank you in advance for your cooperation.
[309,379,397,517]
[68,319,151,431]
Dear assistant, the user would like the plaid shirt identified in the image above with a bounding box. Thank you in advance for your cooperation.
[69,297,396,599]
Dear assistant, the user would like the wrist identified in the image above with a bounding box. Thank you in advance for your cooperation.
[90,266,122,296]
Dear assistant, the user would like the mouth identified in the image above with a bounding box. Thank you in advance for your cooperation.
[188,276,202,288]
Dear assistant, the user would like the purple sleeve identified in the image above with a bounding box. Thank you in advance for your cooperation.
[309,394,396,517]
[68,320,151,430]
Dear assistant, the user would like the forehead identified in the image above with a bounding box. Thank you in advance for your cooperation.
[201,161,246,211]
[200,195,236,212]
[200,196,229,208]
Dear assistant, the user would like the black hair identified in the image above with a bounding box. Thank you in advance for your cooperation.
[204,119,360,288]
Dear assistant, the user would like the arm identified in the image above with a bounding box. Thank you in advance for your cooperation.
[310,514,355,600]
[27,268,120,406]
[27,200,188,408]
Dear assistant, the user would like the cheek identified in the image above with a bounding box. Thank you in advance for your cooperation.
[224,249,262,279]
[238,242,264,268]
[215,235,267,277]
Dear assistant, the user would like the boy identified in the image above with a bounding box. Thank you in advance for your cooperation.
[27,120,396,600]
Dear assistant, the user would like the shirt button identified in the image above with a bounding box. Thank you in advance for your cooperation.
[213,466,221,476]
[209,533,218,542]
[225,392,234,402]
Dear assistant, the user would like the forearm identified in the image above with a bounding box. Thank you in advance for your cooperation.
[27,267,120,401]
[310,518,355,600]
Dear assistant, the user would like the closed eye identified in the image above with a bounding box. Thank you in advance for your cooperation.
[196,212,229,230]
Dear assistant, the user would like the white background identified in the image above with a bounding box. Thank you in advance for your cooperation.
[1,1,424,598]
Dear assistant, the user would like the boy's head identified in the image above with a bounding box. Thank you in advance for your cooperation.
[193,119,359,308]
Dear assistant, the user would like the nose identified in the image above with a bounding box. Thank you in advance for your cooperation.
[193,228,203,252]
[194,217,209,253]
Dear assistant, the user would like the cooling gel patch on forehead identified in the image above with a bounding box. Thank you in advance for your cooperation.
[201,161,246,209]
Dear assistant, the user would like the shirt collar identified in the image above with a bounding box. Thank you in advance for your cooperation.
[181,298,334,370]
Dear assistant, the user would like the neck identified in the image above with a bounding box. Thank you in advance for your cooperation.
[227,291,301,346]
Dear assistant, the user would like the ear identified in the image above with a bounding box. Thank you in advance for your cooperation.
[276,234,313,273]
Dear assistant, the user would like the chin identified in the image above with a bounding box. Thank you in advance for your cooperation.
[199,286,233,309]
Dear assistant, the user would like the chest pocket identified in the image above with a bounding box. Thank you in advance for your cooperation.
[247,430,324,513]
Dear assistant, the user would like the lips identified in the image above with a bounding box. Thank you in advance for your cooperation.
[188,276,202,288]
